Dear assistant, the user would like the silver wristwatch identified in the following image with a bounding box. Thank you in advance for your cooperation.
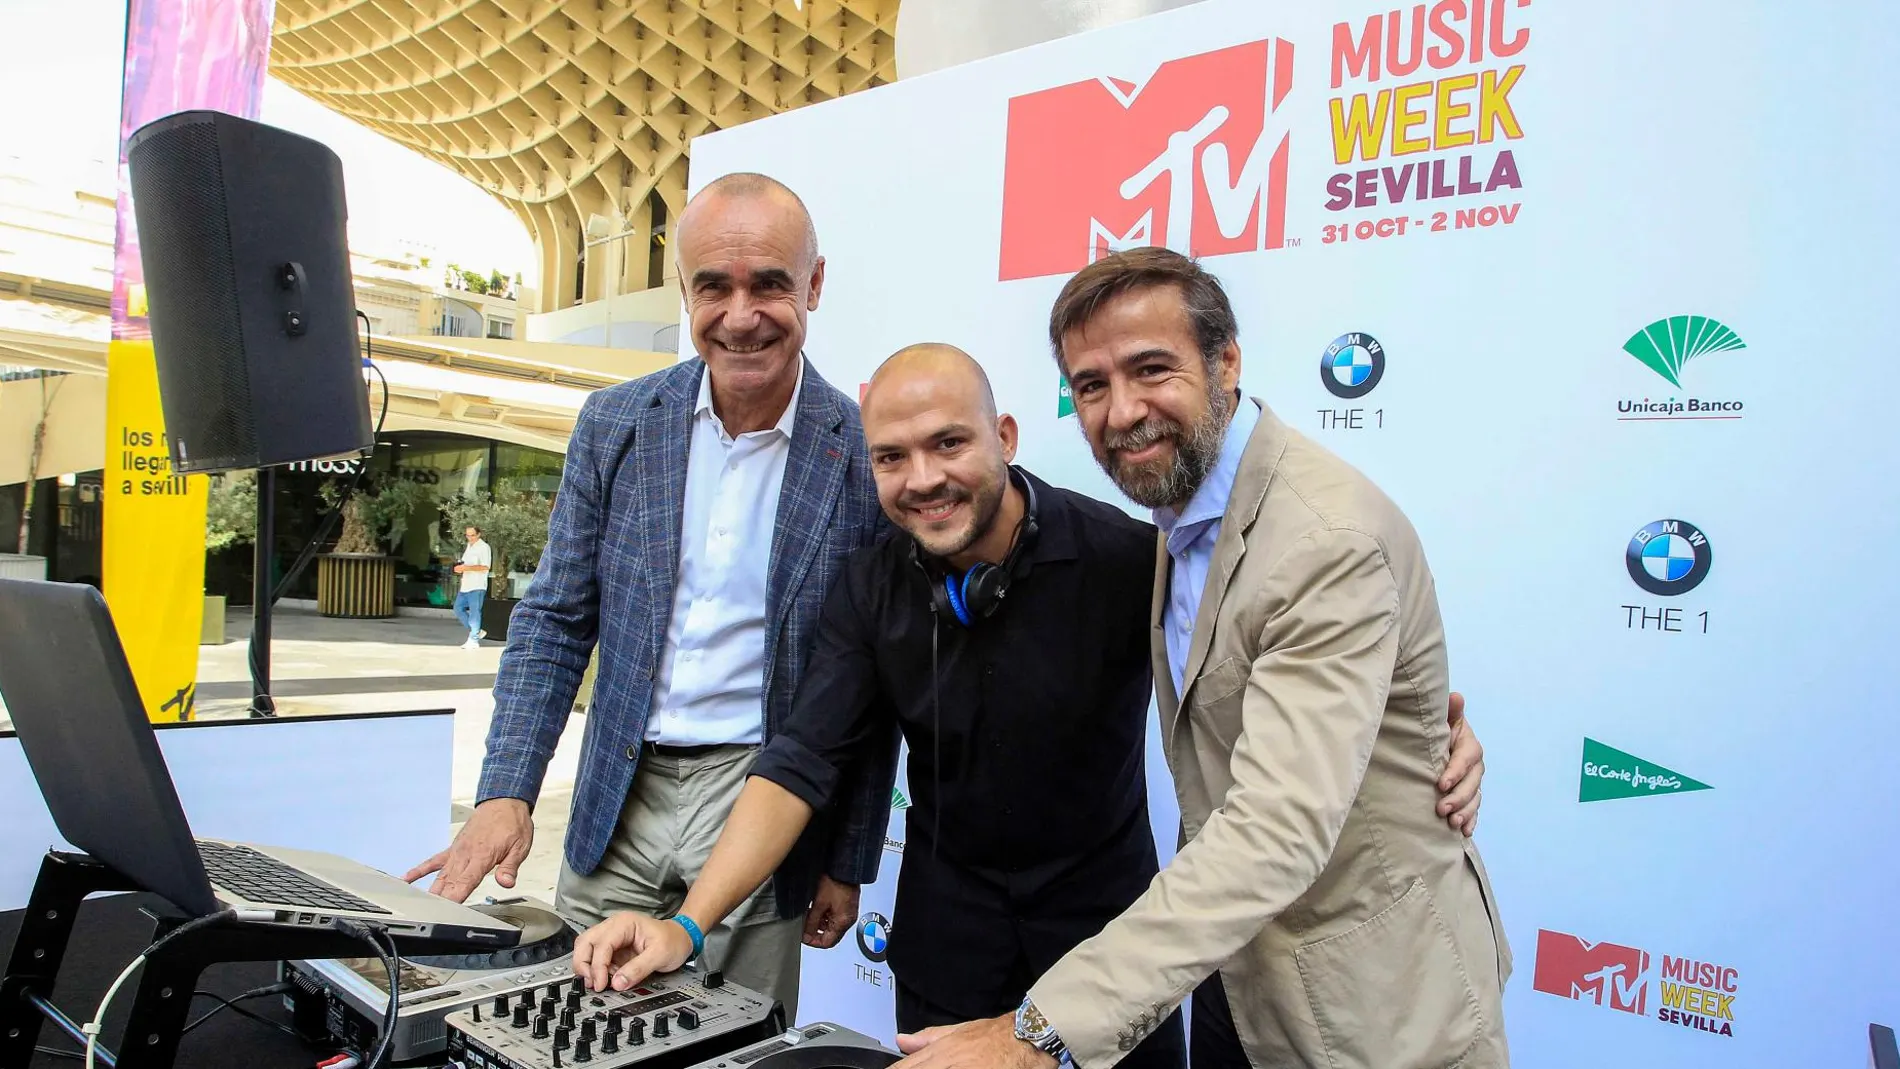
[1014,996,1073,1066]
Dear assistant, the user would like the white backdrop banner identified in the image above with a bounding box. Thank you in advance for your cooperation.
[0,711,454,911]
[689,1,1900,1064]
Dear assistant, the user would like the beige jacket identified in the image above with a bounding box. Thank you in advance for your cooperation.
[1030,402,1511,1068]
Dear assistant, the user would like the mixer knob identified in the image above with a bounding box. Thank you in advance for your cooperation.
[574,1037,594,1063]
[677,1007,700,1030]
[626,1017,646,1045]
[600,1030,620,1055]
[541,996,558,1019]
[519,991,535,1011]
[559,1007,576,1031]
[580,1018,598,1044]
[603,1016,622,1037]
[566,987,583,1013]
[493,995,510,1018]
[652,1012,670,1038]
[532,1014,550,1039]
[554,1024,571,1050]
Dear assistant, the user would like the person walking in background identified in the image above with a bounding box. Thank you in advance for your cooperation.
[453,524,491,648]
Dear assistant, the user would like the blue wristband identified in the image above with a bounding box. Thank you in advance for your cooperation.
[670,914,705,960]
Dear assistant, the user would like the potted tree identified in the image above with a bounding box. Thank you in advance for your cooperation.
[436,488,553,642]
[201,470,258,643]
[314,475,434,618]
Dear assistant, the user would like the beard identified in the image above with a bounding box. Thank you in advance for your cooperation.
[897,468,1007,561]
[1093,380,1234,509]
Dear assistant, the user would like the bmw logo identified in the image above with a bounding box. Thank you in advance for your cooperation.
[855,912,891,963]
[1321,332,1385,399]
[1625,519,1712,596]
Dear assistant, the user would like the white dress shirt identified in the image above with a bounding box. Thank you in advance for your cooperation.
[1152,395,1261,696]
[646,362,802,745]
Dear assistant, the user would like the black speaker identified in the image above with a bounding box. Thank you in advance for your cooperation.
[126,109,372,475]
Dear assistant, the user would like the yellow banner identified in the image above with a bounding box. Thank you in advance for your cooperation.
[103,339,208,721]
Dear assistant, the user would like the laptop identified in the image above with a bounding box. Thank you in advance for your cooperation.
[0,578,520,947]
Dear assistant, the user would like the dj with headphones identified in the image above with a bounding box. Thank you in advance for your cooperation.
[569,345,1489,1069]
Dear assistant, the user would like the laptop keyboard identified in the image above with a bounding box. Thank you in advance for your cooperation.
[196,841,392,915]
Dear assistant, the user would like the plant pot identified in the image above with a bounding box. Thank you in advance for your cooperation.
[480,596,518,641]
[316,553,396,618]
[201,595,226,644]
[0,554,47,580]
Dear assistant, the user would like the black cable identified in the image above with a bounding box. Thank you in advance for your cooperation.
[36,1044,83,1061]
[244,313,390,704]
[335,920,400,1069]
[179,981,295,1037]
[81,909,239,1066]
[267,312,389,604]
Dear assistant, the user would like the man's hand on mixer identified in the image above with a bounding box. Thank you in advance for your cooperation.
[573,912,695,992]
[403,797,534,902]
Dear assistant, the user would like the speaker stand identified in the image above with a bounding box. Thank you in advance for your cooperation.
[248,466,276,718]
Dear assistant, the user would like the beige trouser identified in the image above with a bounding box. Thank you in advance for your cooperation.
[555,743,804,1020]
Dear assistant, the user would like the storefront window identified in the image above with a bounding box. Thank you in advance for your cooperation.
[493,442,562,499]
[194,431,565,609]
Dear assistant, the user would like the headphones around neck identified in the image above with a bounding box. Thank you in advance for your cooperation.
[911,466,1040,628]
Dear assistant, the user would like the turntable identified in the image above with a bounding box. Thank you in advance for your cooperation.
[286,896,583,1064]
[677,1023,898,1069]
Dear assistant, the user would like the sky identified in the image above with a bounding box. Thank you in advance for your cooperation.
[0,0,539,286]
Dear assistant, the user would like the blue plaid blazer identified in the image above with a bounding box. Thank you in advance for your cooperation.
[477,356,896,919]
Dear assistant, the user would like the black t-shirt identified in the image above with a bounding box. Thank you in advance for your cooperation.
[751,468,1162,1014]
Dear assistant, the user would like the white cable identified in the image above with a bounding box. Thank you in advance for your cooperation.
[83,951,148,1069]
[83,909,237,1069]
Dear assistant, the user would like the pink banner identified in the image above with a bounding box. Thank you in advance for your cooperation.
[111,0,277,340]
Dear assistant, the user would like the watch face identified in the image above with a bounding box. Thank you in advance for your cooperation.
[1018,1001,1052,1039]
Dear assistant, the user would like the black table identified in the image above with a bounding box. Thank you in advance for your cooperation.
[1,892,331,1068]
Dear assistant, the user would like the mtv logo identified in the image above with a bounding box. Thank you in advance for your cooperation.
[999,39,1297,282]
[1533,929,1652,1015]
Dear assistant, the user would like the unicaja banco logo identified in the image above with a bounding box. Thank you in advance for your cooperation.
[1626,519,1711,596]
[1533,929,1739,1038]
[1617,316,1745,421]
[890,788,911,811]
[1321,332,1385,399]
[1625,315,1744,386]
[1579,738,1711,802]
[855,912,891,963]
[998,38,1296,281]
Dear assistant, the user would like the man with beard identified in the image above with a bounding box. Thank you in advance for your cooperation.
[567,343,1491,1068]
[896,248,1511,1069]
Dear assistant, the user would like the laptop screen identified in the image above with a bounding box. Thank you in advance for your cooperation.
[0,579,219,915]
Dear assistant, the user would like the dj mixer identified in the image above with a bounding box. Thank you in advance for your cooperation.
[442,963,782,1069]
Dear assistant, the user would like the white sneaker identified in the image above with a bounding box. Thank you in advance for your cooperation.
[476,629,487,641]
[462,636,478,648]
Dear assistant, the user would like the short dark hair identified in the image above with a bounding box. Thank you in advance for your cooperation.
[1047,246,1239,373]
[466,525,482,535]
